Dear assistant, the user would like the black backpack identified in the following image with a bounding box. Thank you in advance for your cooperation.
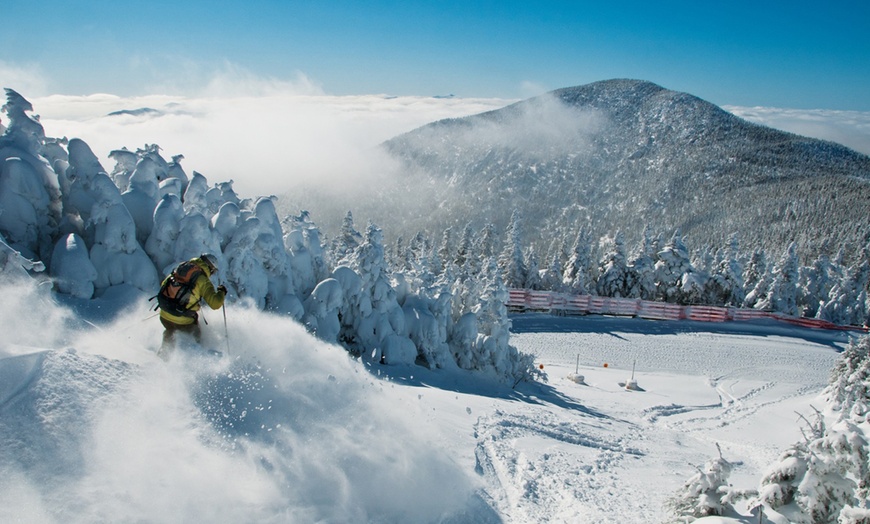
[151,261,203,317]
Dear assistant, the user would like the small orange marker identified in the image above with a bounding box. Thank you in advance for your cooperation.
[539,364,544,370]
[603,363,609,368]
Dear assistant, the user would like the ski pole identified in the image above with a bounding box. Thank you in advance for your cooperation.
[222,303,230,355]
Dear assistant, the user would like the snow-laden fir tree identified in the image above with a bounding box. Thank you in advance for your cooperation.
[523,246,542,290]
[705,234,745,307]
[539,249,564,292]
[667,443,744,522]
[818,260,870,327]
[428,243,444,278]
[0,89,62,263]
[332,210,362,265]
[109,147,137,192]
[211,200,241,250]
[251,197,296,311]
[681,246,712,305]
[627,227,657,300]
[472,257,539,383]
[65,138,124,247]
[742,249,768,307]
[472,223,496,275]
[797,417,868,524]
[436,227,454,276]
[123,153,161,245]
[50,233,97,299]
[754,344,870,524]
[596,231,630,298]
[753,415,818,521]
[284,210,330,293]
[654,230,694,304]
[224,216,270,307]
[818,272,865,327]
[758,242,801,316]
[800,253,838,318]
[391,234,405,270]
[498,210,527,289]
[342,222,407,362]
[406,231,432,275]
[825,335,870,420]
[562,227,595,295]
[454,223,473,270]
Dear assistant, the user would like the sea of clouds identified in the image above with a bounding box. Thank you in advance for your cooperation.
[3,59,867,201]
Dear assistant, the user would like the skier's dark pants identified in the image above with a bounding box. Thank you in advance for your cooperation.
[159,317,201,359]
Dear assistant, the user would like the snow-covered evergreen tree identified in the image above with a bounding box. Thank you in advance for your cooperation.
[597,232,630,298]
[474,258,518,377]
[654,230,694,304]
[539,249,564,292]
[818,265,870,327]
[333,210,362,264]
[182,171,209,216]
[107,147,137,193]
[800,253,837,318]
[454,223,473,270]
[563,228,595,294]
[667,444,744,522]
[49,233,97,299]
[346,222,406,362]
[798,418,868,524]
[66,138,124,247]
[825,335,870,420]
[0,89,62,262]
[498,211,527,289]
[706,234,745,307]
[123,153,161,245]
[755,340,870,524]
[627,227,657,300]
[284,210,330,294]
[436,227,454,276]
[473,223,497,276]
[145,194,184,274]
[754,421,816,521]
[523,246,542,290]
[758,242,801,316]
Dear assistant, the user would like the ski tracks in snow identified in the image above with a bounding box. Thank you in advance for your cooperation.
[642,376,824,433]
[473,408,647,522]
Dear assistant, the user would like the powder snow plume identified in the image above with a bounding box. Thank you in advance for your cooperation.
[0,280,482,523]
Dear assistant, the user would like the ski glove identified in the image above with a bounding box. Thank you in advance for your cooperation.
[217,285,227,295]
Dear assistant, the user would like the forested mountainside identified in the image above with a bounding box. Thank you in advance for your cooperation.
[382,79,870,265]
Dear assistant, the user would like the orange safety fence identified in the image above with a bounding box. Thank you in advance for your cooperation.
[507,289,868,333]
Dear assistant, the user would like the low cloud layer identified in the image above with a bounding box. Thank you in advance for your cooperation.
[30,91,514,199]
[725,105,870,156]
[9,88,869,218]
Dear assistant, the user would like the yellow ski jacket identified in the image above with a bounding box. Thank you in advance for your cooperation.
[158,258,226,326]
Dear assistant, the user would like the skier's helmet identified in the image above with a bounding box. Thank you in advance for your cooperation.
[200,253,219,274]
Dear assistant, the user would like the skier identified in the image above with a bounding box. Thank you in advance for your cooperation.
[155,253,227,360]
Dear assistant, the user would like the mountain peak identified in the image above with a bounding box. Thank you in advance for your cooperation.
[382,79,870,262]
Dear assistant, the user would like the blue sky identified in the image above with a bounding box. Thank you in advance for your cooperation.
[2,0,868,109]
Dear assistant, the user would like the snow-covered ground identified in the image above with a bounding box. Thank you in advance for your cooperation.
[0,279,857,523]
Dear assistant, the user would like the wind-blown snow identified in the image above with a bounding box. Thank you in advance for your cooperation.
[0,280,483,523]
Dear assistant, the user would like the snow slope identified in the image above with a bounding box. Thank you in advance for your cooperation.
[0,274,855,523]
